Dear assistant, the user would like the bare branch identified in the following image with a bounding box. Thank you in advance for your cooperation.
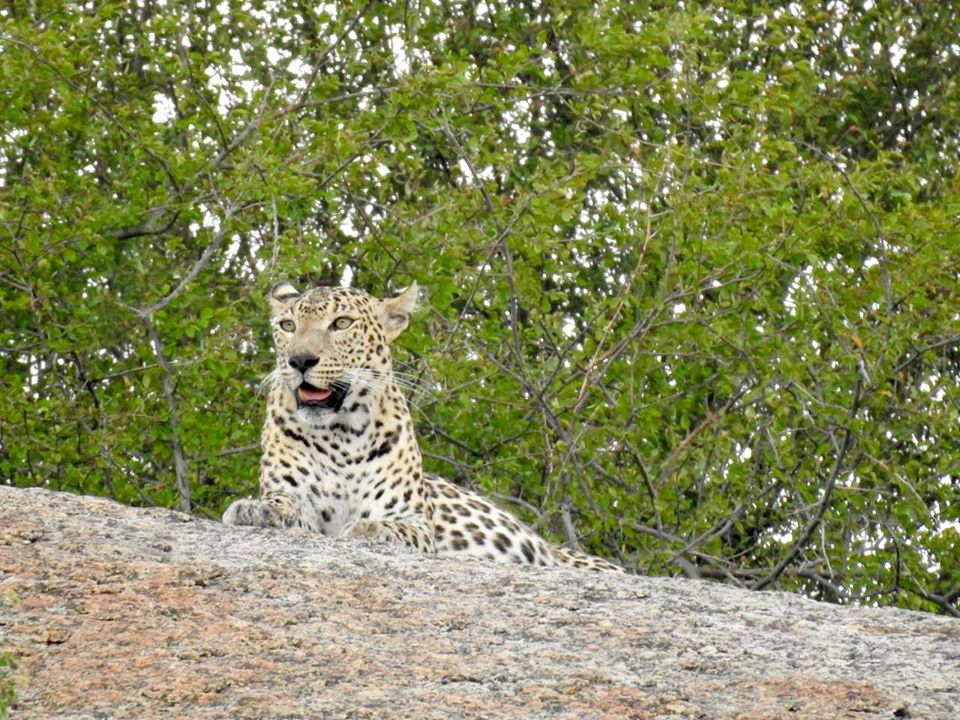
[144,319,191,513]
[131,204,235,319]
[753,370,864,591]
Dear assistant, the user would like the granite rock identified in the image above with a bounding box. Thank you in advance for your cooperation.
[1,486,957,719]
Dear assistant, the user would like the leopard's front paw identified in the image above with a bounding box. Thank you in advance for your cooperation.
[346,520,383,541]
[222,498,263,527]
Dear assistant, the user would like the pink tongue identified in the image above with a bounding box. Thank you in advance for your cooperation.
[299,387,332,402]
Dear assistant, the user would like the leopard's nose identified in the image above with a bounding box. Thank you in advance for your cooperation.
[288,354,320,373]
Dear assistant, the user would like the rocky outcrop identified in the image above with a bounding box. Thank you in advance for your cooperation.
[1,486,957,719]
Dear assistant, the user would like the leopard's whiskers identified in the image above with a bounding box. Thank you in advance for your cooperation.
[257,368,282,397]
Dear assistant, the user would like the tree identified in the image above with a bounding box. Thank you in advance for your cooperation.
[2,0,957,614]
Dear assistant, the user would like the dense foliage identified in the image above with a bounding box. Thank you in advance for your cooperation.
[2,0,957,614]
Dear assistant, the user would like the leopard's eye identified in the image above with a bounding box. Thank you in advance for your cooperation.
[279,319,296,332]
[332,316,354,331]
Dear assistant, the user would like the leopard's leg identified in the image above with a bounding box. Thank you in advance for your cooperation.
[347,518,437,553]
[550,545,625,573]
[222,490,298,529]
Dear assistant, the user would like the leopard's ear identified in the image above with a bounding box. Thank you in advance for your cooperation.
[269,282,301,314]
[381,282,419,342]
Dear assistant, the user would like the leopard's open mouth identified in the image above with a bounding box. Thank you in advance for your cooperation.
[296,381,349,411]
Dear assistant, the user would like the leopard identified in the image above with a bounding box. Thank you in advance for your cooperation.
[222,281,623,573]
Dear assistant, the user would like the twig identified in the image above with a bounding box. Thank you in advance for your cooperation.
[437,122,526,374]
[196,441,261,461]
[130,204,234,319]
[559,502,582,550]
[892,333,960,375]
[285,0,378,114]
[753,371,864,590]
[655,382,752,487]
[144,319,191,513]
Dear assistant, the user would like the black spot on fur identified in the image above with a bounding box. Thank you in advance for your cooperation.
[493,532,512,553]
[521,540,535,563]
[282,427,310,446]
[366,437,395,462]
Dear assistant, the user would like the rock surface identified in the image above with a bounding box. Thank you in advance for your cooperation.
[0,486,957,719]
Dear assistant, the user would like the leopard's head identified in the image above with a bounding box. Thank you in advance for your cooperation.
[266,282,418,413]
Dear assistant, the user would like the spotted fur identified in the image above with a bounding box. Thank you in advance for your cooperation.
[222,282,623,573]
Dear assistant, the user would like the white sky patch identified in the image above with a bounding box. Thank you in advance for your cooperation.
[889,36,908,69]
[541,53,556,76]
[205,65,239,114]
[201,205,221,233]
[339,265,355,287]
[456,158,496,185]
[388,29,411,76]
[288,57,311,82]
[222,233,242,267]
[770,525,794,544]
[504,99,532,144]
[152,94,176,123]
[339,212,359,238]
[784,265,814,317]
[663,363,677,388]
